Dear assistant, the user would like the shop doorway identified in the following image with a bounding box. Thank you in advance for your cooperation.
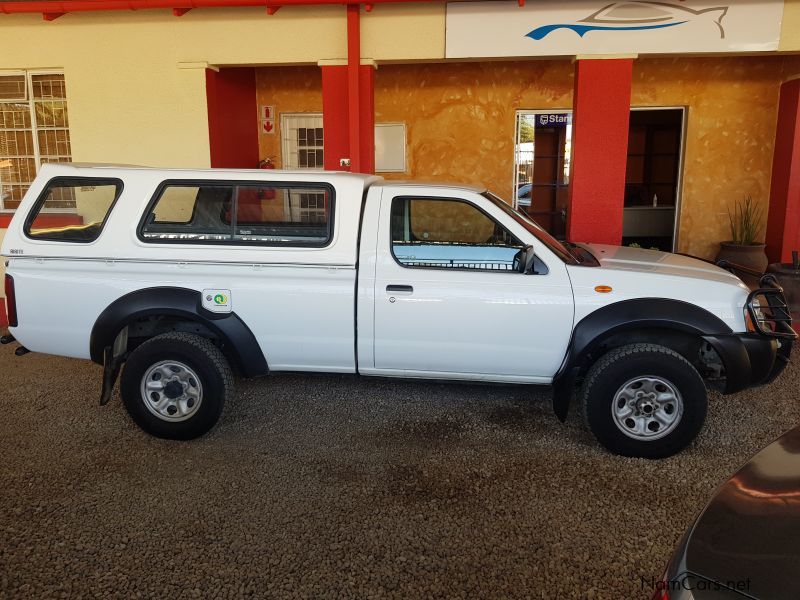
[624,108,685,252]
[513,107,685,249]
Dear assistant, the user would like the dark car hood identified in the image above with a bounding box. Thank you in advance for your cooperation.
[685,425,800,599]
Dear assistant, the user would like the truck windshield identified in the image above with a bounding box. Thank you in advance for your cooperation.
[482,191,579,265]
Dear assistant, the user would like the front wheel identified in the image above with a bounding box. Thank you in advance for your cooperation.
[120,332,234,440]
[581,343,707,459]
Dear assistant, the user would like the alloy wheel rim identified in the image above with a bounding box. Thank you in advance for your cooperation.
[611,375,683,441]
[140,360,203,422]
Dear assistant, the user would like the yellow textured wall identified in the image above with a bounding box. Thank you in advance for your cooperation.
[632,56,800,258]
[256,56,799,259]
[374,60,574,199]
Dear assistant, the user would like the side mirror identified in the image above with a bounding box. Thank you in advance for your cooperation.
[523,248,538,274]
[514,245,540,274]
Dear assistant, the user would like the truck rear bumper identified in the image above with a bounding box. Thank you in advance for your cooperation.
[703,333,792,395]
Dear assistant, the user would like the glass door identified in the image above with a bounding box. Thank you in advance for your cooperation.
[513,108,684,249]
[513,110,572,239]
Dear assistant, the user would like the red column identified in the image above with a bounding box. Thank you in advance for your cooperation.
[321,63,375,173]
[321,5,374,173]
[347,4,362,173]
[766,78,800,264]
[567,58,633,245]
[322,65,350,171]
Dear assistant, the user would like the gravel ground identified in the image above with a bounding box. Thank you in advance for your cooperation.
[1,338,799,599]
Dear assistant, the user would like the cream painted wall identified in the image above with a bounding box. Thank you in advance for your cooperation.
[361,4,445,61]
[0,5,445,172]
[781,0,800,50]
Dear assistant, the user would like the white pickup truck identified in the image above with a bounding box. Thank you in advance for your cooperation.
[1,164,795,458]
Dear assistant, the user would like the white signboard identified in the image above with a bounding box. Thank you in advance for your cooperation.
[375,123,407,172]
[446,1,784,58]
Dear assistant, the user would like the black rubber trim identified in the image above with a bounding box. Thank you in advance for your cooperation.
[552,298,733,421]
[702,333,788,394]
[89,287,268,378]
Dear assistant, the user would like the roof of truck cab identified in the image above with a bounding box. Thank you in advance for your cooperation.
[372,180,487,193]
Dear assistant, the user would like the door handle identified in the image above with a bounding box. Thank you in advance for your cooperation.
[386,285,414,293]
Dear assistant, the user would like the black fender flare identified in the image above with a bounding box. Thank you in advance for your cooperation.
[552,298,732,421]
[90,287,269,378]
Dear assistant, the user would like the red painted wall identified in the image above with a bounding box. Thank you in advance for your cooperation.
[766,78,800,264]
[567,59,633,245]
[321,64,375,173]
[206,67,259,169]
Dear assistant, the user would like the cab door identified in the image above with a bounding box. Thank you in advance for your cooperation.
[371,189,574,382]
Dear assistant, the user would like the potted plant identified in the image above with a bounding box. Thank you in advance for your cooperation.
[715,195,768,275]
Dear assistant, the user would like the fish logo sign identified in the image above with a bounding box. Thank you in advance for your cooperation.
[526,2,728,41]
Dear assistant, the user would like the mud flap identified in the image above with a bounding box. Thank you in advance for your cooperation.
[100,327,128,406]
[552,366,579,422]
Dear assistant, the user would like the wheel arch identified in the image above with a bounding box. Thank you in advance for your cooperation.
[90,287,269,378]
[552,298,732,421]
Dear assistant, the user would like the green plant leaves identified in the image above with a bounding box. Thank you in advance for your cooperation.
[728,194,763,244]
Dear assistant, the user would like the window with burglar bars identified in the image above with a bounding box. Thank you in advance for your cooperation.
[0,71,72,212]
[280,113,326,222]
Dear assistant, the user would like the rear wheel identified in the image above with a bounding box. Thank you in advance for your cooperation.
[581,343,707,459]
[120,332,233,440]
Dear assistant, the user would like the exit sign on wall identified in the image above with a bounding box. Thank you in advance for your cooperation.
[260,105,275,135]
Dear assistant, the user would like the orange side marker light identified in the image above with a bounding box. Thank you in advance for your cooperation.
[594,285,613,294]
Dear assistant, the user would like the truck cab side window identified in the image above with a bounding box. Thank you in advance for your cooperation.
[390,197,524,271]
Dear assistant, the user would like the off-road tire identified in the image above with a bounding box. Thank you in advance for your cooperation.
[120,332,233,440]
[581,343,707,459]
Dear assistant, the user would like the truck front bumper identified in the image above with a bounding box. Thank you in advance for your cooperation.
[703,332,793,395]
[703,273,797,395]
